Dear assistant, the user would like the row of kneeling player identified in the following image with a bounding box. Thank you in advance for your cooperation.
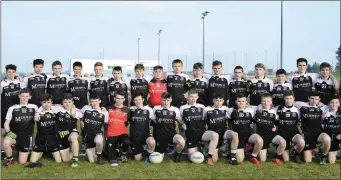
[1,87,340,167]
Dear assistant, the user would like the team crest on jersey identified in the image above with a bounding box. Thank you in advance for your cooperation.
[292,113,296,117]
[162,110,167,115]
[263,112,268,116]
[191,108,196,113]
[115,84,120,88]
[285,113,290,117]
[180,76,184,81]
[215,110,219,115]
[257,83,262,87]
[46,114,51,119]
[198,108,202,112]
[36,77,41,82]
[245,113,250,117]
[269,113,274,117]
[309,108,315,112]
[264,83,268,87]
[21,108,27,113]
[28,108,33,113]
[300,77,304,81]
[277,87,282,91]
[143,110,147,114]
[239,112,244,117]
[98,113,104,118]
[169,111,174,116]
[65,114,70,118]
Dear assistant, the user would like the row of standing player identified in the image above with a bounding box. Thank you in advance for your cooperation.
[1,88,340,167]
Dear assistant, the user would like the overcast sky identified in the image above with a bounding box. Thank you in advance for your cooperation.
[2,1,340,73]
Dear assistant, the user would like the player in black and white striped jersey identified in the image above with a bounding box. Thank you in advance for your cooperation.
[1,64,21,158]
[107,66,129,107]
[228,66,250,108]
[185,63,208,105]
[272,69,292,107]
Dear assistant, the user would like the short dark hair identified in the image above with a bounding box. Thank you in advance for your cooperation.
[63,93,74,101]
[113,66,122,73]
[236,93,247,99]
[172,59,183,66]
[213,93,224,100]
[161,92,172,99]
[276,69,287,76]
[52,60,62,68]
[329,95,340,103]
[283,90,295,98]
[261,93,272,100]
[308,91,321,98]
[115,90,125,98]
[94,62,103,67]
[320,62,332,71]
[41,94,53,102]
[188,89,198,95]
[33,59,44,67]
[193,63,203,70]
[134,64,144,71]
[153,65,163,71]
[132,91,144,100]
[73,61,82,68]
[90,95,101,100]
[5,64,17,71]
[212,60,222,67]
[234,66,244,72]
[296,58,308,66]
[19,88,31,95]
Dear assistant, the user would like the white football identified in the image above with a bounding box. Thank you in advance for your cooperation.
[149,152,163,163]
[190,151,205,164]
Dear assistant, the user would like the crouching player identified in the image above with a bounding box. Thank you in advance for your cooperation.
[202,94,229,165]
[106,90,131,166]
[151,92,186,163]
[130,91,155,163]
[53,93,83,167]
[80,96,108,164]
[180,89,217,165]
[2,88,38,166]
[254,93,286,165]
[225,93,263,165]
[30,94,61,163]
[295,91,330,164]
[321,96,341,164]
[276,91,305,163]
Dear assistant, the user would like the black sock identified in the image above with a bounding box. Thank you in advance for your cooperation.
[207,153,213,159]
[146,151,151,157]
[72,156,79,161]
[6,156,13,160]
[320,153,327,158]
[276,153,282,159]
[121,152,126,156]
[96,153,102,158]
[175,152,181,156]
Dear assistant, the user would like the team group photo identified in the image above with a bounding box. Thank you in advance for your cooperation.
[1,1,340,180]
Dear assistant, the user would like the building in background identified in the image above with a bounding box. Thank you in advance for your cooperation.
[69,59,158,78]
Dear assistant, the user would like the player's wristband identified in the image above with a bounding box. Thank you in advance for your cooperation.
[7,131,17,139]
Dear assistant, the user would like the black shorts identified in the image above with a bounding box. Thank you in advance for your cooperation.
[259,132,277,149]
[303,133,321,151]
[130,135,151,155]
[155,134,175,153]
[238,132,252,149]
[279,133,299,150]
[186,134,203,149]
[330,134,341,152]
[83,132,102,149]
[59,129,79,150]
[33,134,59,153]
[14,134,33,152]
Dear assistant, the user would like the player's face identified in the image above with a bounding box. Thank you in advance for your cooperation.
[193,68,203,78]
[19,93,31,104]
[52,65,62,75]
[135,69,144,78]
[134,96,144,107]
[255,68,265,77]
[73,66,82,76]
[329,99,340,110]
[94,66,103,76]
[90,99,101,108]
[34,64,43,74]
[320,67,331,77]
[188,93,198,104]
[114,95,125,106]
[236,97,247,108]
[153,69,163,80]
[212,65,222,75]
[213,98,224,108]
[62,99,74,110]
[161,98,172,107]
[308,96,320,106]
[113,70,122,80]
[6,69,16,80]
[42,100,53,110]
[172,63,183,73]
[297,62,307,73]
[276,74,286,83]
[284,95,294,106]
[261,97,272,108]
[234,69,243,79]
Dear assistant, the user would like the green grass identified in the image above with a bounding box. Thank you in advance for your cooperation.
[2,154,340,179]
[333,72,340,79]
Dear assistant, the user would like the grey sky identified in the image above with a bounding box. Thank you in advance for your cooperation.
[1,1,340,73]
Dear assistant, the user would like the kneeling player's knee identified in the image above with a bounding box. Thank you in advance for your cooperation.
[177,138,186,146]
[279,139,286,147]
[147,138,156,147]
[212,132,219,141]
[323,136,331,145]
[70,135,78,142]
[256,138,263,145]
